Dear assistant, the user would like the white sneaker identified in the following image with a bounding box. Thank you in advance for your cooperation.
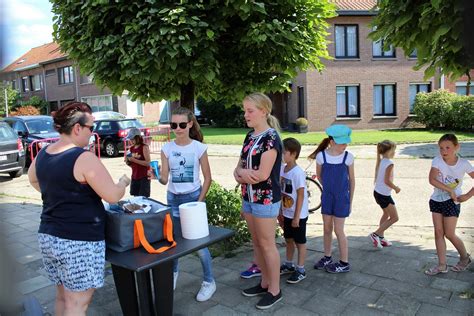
[196,280,216,302]
[173,272,178,290]
[369,233,383,249]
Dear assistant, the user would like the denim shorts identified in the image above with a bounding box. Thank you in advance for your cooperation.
[167,188,201,217]
[242,200,281,218]
[38,233,105,292]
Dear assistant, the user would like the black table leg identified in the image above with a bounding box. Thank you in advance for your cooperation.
[111,264,154,316]
[151,260,173,316]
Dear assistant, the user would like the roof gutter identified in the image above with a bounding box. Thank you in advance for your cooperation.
[39,56,69,65]
[337,10,378,16]
[13,63,40,72]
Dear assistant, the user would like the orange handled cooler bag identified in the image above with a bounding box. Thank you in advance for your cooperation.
[105,200,176,253]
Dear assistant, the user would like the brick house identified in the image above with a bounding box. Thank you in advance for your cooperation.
[1,42,165,123]
[284,0,436,131]
[441,70,474,95]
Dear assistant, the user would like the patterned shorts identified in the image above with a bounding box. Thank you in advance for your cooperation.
[429,199,460,217]
[38,233,105,292]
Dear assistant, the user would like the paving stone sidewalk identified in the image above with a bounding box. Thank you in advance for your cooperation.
[1,196,472,316]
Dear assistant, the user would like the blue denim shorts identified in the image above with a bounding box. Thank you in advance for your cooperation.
[242,200,281,218]
[167,188,201,217]
[38,233,105,292]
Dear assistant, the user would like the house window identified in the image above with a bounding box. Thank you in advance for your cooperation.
[45,69,55,76]
[80,74,94,84]
[336,85,360,117]
[372,29,395,58]
[409,49,417,58]
[21,77,29,92]
[29,74,43,91]
[409,83,431,113]
[335,25,358,58]
[58,66,74,85]
[11,80,16,90]
[81,95,113,112]
[374,84,396,116]
[455,82,474,95]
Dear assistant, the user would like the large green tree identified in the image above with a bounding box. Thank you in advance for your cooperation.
[370,0,473,83]
[51,0,335,109]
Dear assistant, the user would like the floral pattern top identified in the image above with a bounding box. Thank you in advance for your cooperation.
[239,128,282,204]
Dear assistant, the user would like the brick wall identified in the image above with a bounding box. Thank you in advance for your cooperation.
[287,15,432,131]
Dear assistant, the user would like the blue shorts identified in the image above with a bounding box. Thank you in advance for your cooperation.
[321,191,350,218]
[38,233,105,292]
[242,200,280,218]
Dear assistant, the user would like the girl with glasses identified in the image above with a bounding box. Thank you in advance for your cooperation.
[155,107,216,302]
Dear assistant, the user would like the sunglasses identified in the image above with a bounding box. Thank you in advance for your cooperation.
[170,122,189,130]
[81,124,94,132]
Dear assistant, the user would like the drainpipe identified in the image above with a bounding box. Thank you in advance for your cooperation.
[42,68,48,113]
[74,65,79,101]
[440,74,445,89]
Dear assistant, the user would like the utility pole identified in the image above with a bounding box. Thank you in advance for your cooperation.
[4,88,8,117]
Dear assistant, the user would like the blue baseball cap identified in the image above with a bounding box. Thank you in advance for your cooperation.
[325,124,352,144]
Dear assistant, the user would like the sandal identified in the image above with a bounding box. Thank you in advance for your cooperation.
[424,265,448,276]
[451,254,472,272]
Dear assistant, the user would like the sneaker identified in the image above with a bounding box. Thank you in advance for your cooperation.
[286,270,306,284]
[173,271,178,290]
[242,284,268,297]
[280,263,295,275]
[380,237,392,247]
[325,262,351,273]
[240,263,262,279]
[314,256,333,269]
[196,280,216,302]
[369,233,383,249]
[256,291,282,310]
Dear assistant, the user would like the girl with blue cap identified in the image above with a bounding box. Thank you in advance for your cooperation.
[308,124,355,273]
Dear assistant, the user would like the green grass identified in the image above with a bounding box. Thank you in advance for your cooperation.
[197,127,474,145]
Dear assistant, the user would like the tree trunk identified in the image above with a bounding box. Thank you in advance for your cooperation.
[180,81,195,110]
[466,73,471,96]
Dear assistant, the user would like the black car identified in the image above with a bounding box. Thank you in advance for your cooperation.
[93,118,148,157]
[2,116,59,166]
[0,121,26,178]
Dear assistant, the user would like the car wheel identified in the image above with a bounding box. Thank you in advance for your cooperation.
[104,141,118,157]
[9,169,23,178]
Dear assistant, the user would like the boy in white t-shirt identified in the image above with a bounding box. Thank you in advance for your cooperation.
[278,138,309,284]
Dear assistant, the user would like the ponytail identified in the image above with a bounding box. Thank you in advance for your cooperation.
[267,114,281,132]
[308,137,332,160]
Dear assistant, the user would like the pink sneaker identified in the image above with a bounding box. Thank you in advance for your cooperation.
[369,233,383,249]
[380,238,392,247]
[240,263,262,279]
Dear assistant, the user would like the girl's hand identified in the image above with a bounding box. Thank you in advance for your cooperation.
[394,186,401,194]
[291,218,299,228]
[457,194,471,203]
[147,169,155,180]
[449,190,458,202]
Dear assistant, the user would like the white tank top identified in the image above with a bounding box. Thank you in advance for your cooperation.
[374,158,393,196]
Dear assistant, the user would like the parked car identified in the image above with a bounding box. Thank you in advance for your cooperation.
[0,121,26,178]
[93,118,148,157]
[2,116,59,166]
[194,105,211,125]
[92,111,127,120]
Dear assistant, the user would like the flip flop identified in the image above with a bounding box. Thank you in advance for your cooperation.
[424,265,448,276]
[451,254,472,272]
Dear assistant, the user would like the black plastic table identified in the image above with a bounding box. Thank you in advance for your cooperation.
[106,224,234,316]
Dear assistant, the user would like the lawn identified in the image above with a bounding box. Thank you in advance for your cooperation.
[197,127,474,145]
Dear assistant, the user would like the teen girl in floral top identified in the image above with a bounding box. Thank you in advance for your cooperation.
[234,92,283,310]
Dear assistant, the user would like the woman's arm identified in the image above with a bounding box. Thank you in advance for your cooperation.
[128,145,151,167]
[198,151,212,201]
[384,164,400,193]
[27,158,41,192]
[239,149,277,184]
[158,151,169,185]
[458,171,474,202]
[429,167,457,201]
[348,163,355,209]
[74,152,130,203]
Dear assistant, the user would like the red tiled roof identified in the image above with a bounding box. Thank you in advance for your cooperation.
[332,0,377,11]
[2,42,67,73]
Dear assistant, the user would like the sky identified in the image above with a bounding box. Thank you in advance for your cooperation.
[1,0,54,68]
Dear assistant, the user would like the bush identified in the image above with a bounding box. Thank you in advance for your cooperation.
[197,97,246,128]
[20,96,48,114]
[205,181,250,257]
[10,105,40,116]
[295,117,308,126]
[413,89,473,130]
